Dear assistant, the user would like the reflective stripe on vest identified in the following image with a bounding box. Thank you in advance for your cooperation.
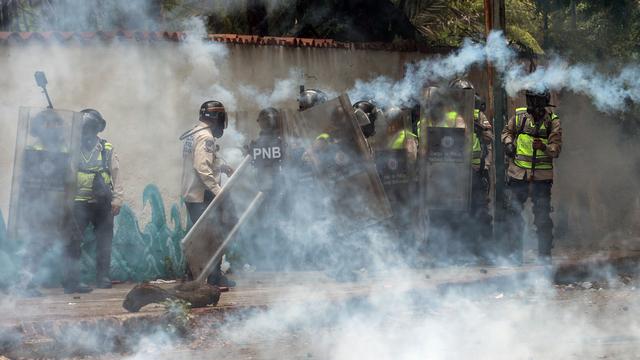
[513,108,558,170]
[75,142,113,202]
[417,111,458,138]
[388,130,417,150]
[316,133,330,141]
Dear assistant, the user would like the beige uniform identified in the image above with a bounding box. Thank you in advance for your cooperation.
[501,110,562,181]
[474,111,494,171]
[106,143,124,207]
[181,121,223,203]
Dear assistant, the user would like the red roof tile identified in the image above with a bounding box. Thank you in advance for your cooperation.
[0,31,449,53]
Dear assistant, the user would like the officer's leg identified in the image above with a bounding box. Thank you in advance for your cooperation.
[427,210,452,265]
[532,181,554,260]
[504,179,529,262]
[65,202,91,289]
[469,170,491,261]
[94,202,115,288]
[185,202,206,225]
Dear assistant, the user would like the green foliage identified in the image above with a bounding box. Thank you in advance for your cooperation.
[162,298,194,335]
[398,0,544,55]
[507,24,544,55]
[544,0,640,61]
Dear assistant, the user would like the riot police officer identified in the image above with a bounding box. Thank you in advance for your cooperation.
[181,100,235,286]
[502,88,562,262]
[66,109,124,293]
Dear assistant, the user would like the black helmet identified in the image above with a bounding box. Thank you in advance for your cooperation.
[474,94,487,112]
[353,100,379,123]
[257,107,280,131]
[80,108,106,132]
[525,88,553,109]
[199,100,228,128]
[449,78,474,90]
[353,101,378,138]
[298,89,327,111]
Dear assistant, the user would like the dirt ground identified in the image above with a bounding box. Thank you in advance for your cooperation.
[97,276,640,360]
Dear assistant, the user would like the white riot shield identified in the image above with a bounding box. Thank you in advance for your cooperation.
[8,107,83,245]
[418,87,474,212]
[295,95,392,235]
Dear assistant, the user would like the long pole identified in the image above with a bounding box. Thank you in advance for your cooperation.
[485,0,513,261]
[195,192,265,284]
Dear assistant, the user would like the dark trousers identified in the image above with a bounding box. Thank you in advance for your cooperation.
[467,169,492,259]
[505,179,554,258]
[185,191,222,284]
[67,201,113,285]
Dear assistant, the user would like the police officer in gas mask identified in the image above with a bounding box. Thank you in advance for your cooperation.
[66,109,124,293]
[180,100,235,286]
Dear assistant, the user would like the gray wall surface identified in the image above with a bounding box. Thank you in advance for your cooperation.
[0,41,422,221]
[1,41,638,250]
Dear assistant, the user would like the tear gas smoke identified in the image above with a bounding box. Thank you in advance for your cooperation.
[1,2,640,359]
[350,31,640,113]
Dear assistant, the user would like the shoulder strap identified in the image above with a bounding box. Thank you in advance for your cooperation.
[516,109,528,135]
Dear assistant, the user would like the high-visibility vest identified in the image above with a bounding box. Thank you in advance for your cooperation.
[76,141,113,202]
[388,130,417,150]
[417,111,458,138]
[513,107,559,170]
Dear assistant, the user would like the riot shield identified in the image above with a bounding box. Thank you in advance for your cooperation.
[418,87,474,212]
[294,94,392,235]
[8,107,83,265]
[372,108,416,192]
[249,109,286,192]
[181,155,264,280]
[371,108,418,244]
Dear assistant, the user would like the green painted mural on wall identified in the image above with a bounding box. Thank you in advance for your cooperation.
[0,184,189,287]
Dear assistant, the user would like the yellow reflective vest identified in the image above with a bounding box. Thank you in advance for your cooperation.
[76,141,113,202]
[417,111,459,138]
[388,130,417,150]
[513,107,559,170]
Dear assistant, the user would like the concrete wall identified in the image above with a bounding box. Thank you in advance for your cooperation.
[0,41,424,221]
[1,41,638,251]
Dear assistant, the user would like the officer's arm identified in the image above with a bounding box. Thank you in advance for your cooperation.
[193,136,223,196]
[501,116,516,145]
[110,148,124,207]
[403,136,417,161]
[545,117,562,158]
[479,113,494,144]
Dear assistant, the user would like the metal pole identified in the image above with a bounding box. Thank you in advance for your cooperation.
[486,0,513,261]
[195,191,265,284]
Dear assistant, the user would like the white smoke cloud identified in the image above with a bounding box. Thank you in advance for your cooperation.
[350,30,640,113]
[238,69,302,109]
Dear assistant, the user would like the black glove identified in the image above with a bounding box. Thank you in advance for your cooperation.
[504,143,516,157]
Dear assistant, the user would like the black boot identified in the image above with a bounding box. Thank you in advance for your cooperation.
[96,276,112,289]
[207,271,236,287]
